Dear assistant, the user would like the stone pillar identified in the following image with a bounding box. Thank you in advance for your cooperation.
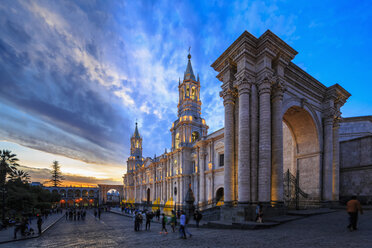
[220,88,236,205]
[199,146,206,205]
[258,78,272,202]
[323,115,334,201]
[134,177,137,202]
[271,80,284,203]
[332,119,340,201]
[236,79,251,204]
[250,83,259,202]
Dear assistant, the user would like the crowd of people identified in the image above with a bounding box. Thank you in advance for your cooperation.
[129,208,203,239]
[65,208,87,221]
[12,208,64,239]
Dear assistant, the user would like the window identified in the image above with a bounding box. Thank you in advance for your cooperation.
[175,133,180,149]
[219,154,224,167]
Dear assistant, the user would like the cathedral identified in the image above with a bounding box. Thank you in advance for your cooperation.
[123,30,372,219]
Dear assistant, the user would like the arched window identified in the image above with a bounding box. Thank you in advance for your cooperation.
[136,140,139,148]
[186,85,190,97]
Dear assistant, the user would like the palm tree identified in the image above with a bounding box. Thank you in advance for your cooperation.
[9,169,30,184]
[0,150,19,186]
[0,150,19,221]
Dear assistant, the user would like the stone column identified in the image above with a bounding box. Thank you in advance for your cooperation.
[250,83,259,202]
[323,114,334,201]
[332,119,340,201]
[134,177,137,202]
[199,146,206,205]
[220,88,236,205]
[271,79,284,203]
[236,79,251,204]
[258,78,272,203]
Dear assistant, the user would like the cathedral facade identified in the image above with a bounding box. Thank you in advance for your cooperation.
[123,30,372,214]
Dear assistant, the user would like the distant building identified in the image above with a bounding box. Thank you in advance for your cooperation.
[30,182,43,187]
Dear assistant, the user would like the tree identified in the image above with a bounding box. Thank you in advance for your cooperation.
[9,169,31,184]
[0,150,19,186]
[48,161,64,187]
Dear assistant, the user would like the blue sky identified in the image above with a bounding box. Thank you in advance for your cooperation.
[0,0,371,184]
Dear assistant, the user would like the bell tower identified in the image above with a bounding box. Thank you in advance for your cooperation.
[127,122,143,172]
[171,51,208,150]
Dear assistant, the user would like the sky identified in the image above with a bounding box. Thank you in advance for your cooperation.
[0,0,371,186]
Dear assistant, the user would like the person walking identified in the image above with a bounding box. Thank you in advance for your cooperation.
[347,196,363,231]
[37,215,43,235]
[179,211,186,239]
[65,211,68,220]
[98,208,101,220]
[194,210,202,228]
[160,213,168,234]
[170,210,177,232]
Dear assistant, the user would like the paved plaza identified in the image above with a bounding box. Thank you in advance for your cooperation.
[0,210,371,248]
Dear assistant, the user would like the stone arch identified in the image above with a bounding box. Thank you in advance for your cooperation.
[282,97,322,146]
[282,105,321,201]
[52,189,58,195]
[89,190,95,198]
[98,184,124,204]
[67,189,73,198]
[60,189,66,197]
[82,190,88,197]
[75,190,81,198]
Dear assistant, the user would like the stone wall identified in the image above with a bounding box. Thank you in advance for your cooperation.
[339,116,372,142]
[339,135,372,204]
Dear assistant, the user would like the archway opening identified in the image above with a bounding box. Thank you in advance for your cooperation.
[147,188,150,204]
[216,188,224,203]
[107,189,120,205]
[282,106,320,207]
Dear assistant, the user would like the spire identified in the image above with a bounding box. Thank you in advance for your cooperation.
[184,49,196,81]
[133,121,140,138]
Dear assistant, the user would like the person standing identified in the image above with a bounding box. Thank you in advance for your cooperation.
[98,208,101,220]
[37,215,43,235]
[145,211,153,231]
[256,204,263,223]
[347,196,363,231]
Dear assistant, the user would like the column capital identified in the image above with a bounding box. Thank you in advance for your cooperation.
[234,76,252,96]
[258,77,272,95]
[220,87,237,106]
[271,76,285,101]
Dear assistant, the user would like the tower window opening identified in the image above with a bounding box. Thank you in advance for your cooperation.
[186,85,190,96]
[192,131,199,142]
[191,87,196,100]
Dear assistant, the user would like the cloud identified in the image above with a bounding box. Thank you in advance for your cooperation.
[18,165,121,186]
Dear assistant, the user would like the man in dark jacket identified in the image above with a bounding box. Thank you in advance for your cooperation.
[37,215,43,235]
[347,196,363,231]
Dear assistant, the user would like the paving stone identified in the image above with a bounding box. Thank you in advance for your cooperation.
[1,210,371,248]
